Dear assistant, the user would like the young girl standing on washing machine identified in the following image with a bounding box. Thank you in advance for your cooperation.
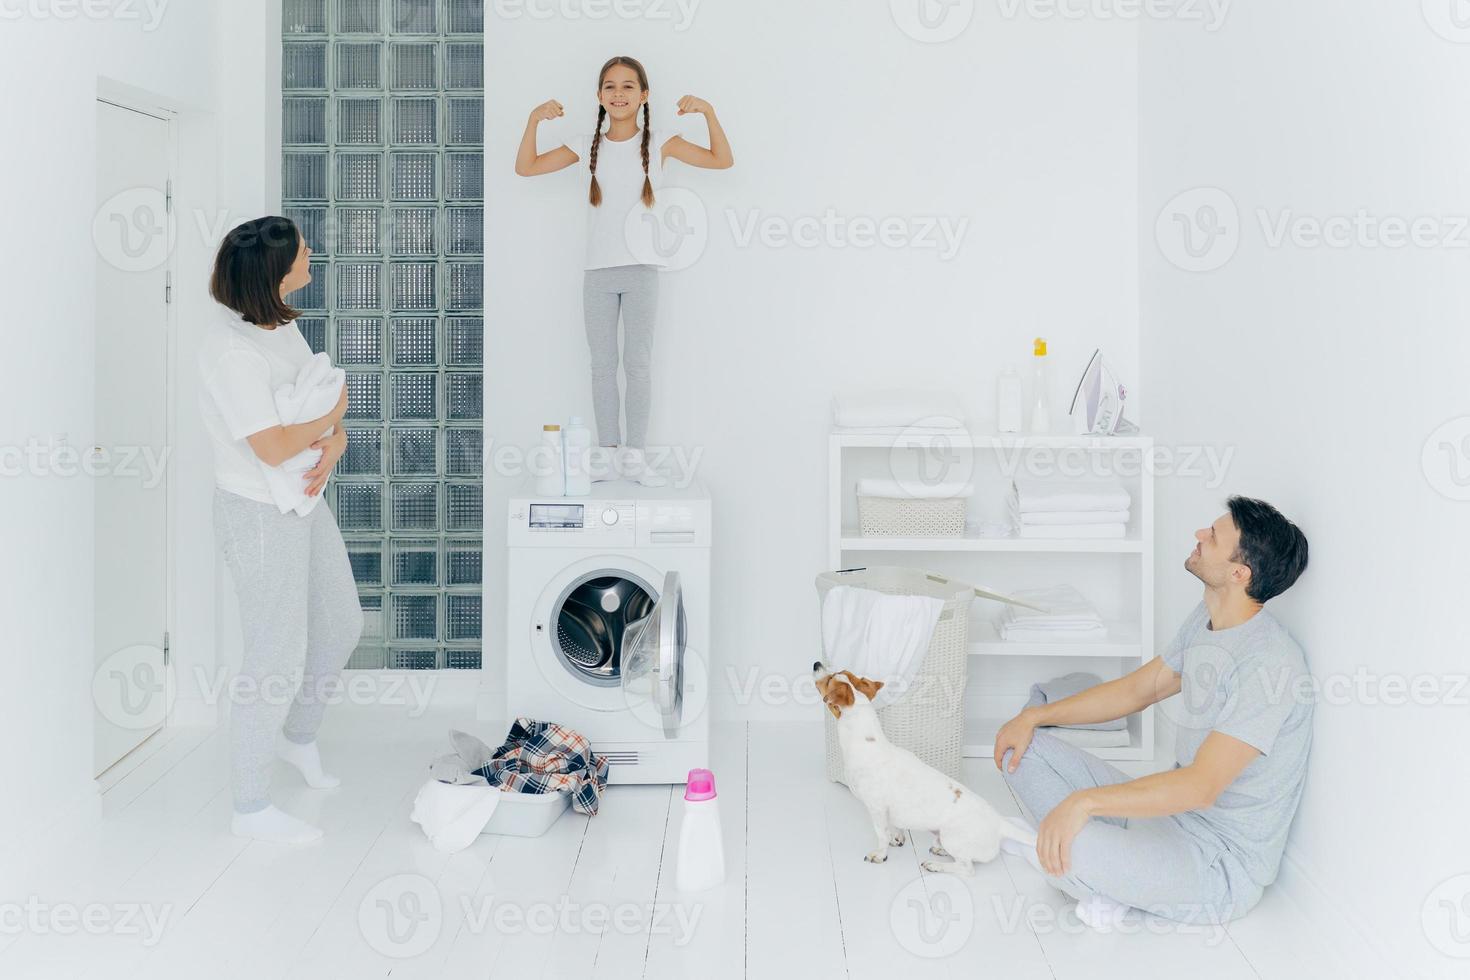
[514,55,734,482]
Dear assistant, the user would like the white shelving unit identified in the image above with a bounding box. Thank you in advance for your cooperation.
[827,428,1155,762]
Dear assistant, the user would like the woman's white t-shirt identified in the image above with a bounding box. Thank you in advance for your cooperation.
[565,124,677,271]
[198,303,316,504]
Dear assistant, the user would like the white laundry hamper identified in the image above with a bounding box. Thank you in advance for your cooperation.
[816,566,975,784]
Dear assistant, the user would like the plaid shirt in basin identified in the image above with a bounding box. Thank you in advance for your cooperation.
[473,717,610,816]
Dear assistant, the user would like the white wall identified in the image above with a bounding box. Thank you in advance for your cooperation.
[0,0,275,863]
[485,3,1141,719]
[1141,2,1470,976]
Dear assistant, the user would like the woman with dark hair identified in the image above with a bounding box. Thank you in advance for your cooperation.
[199,216,362,844]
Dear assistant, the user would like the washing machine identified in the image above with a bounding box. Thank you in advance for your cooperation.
[505,478,710,784]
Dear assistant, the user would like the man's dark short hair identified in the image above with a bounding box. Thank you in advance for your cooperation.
[1227,496,1309,603]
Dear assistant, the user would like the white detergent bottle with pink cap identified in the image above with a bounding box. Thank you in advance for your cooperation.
[675,768,725,892]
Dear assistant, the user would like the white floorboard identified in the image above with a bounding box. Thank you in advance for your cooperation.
[1,702,1330,979]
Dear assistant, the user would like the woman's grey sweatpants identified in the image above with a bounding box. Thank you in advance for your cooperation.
[583,264,659,449]
[1001,731,1263,923]
[214,488,363,813]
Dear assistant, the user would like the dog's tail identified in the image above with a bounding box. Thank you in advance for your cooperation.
[997,816,1037,847]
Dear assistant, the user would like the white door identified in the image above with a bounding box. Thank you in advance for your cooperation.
[93,100,171,776]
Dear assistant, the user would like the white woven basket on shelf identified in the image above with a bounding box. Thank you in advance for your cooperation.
[857,494,966,537]
[816,566,975,784]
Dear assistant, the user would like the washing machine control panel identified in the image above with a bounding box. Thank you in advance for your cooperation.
[508,483,710,548]
[509,499,638,545]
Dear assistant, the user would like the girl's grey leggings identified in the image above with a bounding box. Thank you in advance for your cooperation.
[583,264,659,449]
[214,488,363,813]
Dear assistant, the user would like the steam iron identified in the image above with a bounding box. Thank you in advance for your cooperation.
[1068,349,1137,436]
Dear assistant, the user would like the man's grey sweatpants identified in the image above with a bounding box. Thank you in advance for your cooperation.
[214,488,363,813]
[1002,731,1263,923]
[583,264,659,449]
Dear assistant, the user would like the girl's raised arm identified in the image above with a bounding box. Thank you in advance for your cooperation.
[661,96,734,170]
[515,99,581,176]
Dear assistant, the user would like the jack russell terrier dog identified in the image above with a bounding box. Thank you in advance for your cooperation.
[815,662,1036,875]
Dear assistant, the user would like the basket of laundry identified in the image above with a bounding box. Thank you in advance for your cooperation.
[816,566,976,784]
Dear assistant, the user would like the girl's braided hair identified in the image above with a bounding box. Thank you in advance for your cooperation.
[588,56,655,209]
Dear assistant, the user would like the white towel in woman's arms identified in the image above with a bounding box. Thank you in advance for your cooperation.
[261,352,344,516]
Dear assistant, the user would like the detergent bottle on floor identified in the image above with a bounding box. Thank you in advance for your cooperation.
[675,768,725,892]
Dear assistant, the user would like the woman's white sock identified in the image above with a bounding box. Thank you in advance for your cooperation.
[231,805,323,845]
[278,739,340,789]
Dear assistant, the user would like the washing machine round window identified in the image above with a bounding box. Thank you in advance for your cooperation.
[550,571,657,688]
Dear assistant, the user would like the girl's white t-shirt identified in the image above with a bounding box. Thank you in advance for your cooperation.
[565,123,678,271]
[197,303,316,504]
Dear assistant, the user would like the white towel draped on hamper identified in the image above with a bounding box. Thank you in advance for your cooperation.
[819,585,946,708]
[261,352,344,517]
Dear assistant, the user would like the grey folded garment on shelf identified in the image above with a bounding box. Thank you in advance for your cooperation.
[1046,726,1132,748]
[1025,671,1127,732]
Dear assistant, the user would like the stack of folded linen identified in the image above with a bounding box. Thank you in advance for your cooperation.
[831,389,967,432]
[998,585,1108,643]
[1023,672,1131,748]
[855,477,975,501]
[1010,479,1131,539]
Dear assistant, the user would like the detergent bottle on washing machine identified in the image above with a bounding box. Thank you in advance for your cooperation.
[562,416,592,496]
[675,768,725,892]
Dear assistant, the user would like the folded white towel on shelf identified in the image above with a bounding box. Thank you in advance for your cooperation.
[1015,523,1127,540]
[998,586,1109,642]
[832,389,967,430]
[1012,478,1131,514]
[820,585,946,708]
[1008,490,1129,525]
[832,424,969,435]
[262,352,345,517]
[1001,586,1102,624]
[1016,510,1130,526]
[1001,624,1111,643]
[857,477,975,500]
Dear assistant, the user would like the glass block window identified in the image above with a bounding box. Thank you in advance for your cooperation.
[284,0,483,670]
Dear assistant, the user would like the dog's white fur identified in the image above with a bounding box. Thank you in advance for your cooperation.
[816,662,1037,876]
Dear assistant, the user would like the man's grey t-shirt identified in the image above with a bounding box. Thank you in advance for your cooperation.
[1162,602,1314,887]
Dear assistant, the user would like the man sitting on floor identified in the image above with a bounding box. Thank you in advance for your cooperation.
[993,496,1312,930]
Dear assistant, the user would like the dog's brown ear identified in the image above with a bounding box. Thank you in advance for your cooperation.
[841,671,885,703]
[823,677,854,719]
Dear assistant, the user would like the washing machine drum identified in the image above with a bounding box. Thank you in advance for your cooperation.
[554,575,656,684]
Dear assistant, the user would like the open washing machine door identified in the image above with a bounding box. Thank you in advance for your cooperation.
[619,571,686,739]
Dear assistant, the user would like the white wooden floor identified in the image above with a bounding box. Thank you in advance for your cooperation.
[1,696,1344,980]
